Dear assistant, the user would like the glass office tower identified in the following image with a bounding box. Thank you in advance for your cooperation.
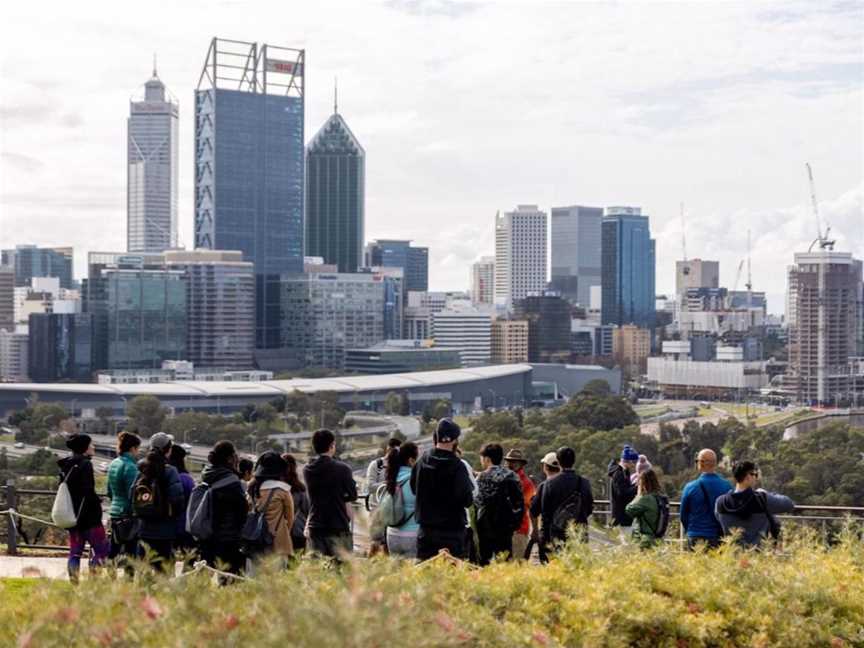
[1,245,74,289]
[27,313,93,382]
[365,240,429,292]
[306,103,365,273]
[601,207,656,329]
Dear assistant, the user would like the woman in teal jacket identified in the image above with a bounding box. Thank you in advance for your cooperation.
[625,469,664,550]
[106,432,141,561]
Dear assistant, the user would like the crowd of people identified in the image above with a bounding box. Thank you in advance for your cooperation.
[54,418,797,581]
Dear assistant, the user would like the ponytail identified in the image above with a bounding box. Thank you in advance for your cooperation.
[386,442,419,495]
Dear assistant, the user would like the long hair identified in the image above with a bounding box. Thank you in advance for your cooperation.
[139,450,166,481]
[168,444,188,474]
[281,453,306,493]
[117,431,141,455]
[638,468,662,496]
[385,442,418,495]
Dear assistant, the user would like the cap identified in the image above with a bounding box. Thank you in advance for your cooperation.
[149,432,174,452]
[541,452,560,469]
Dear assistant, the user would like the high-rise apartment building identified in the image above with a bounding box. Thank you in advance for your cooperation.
[550,206,603,306]
[281,272,386,369]
[613,324,651,377]
[491,319,529,364]
[127,64,179,253]
[495,205,547,305]
[514,293,571,363]
[471,256,495,306]
[0,329,29,382]
[1,245,74,289]
[432,307,492,367]
[601,207,656,329]
[786,250,862,404]
[27,313,93,383]
[306,100,365,273]
[365,240,428,292]
[675,259,719,300]
[0,266,13,332]
[83,253,187,370]
[164,250,255,369]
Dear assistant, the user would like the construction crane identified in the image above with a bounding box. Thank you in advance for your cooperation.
[806,162,835,251]
[727,259,745,309]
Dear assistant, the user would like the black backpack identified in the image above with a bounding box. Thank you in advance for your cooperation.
[132,474,167,520]
[477,478,524,535]
[550,479,584,538]
[241,489,277,556]
[647,494,671,539]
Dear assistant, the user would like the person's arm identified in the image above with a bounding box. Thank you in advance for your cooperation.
[167,469,185,514]
[455,461,475,509]
[762,490,795,514]
[582,479,594,519]
[624,494,649,521]
[619,472,638,501]
[679,486,691,531]
[283,490,295,532]
[410,461,419,494]
[365,459,379,489]
[342,465,358,503]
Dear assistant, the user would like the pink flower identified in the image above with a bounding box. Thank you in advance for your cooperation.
[140,596,163,620]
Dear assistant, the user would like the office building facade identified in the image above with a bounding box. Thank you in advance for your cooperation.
[1,245,74,289]
[432,307,492,366]
[127,66,179,253]
[344,341,461,375]
[491,319,529,364]
[0,266,13,332]
[471,256,495,306]
[613,324,651,377]
[514,293,571,363]
[495,205,547,305]
[365,240,428,292]
[550,206,603,306]
[164,250,255,369]
[306,106,365,273]
[27,313,93,383]
[601,207,656,329]
[675,259,719,300]
[0,330,28,382]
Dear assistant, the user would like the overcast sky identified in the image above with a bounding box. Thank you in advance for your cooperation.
[1,0,862,313]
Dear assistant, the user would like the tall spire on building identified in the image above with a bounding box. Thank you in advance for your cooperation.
[334,76,338,114]
[152,52,158,78]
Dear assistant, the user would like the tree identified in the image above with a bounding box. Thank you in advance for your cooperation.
[16,403,70,445]
[430,399,451,421]
[254,403,279,433]
[399,392,411,416]
[95,406,115,434]
[384,392,401,415]
[284,391,312,418]
[581,379,612,397]
[126,395,167,437]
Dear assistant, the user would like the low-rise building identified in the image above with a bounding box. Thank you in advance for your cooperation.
[612,324,651,376]
[432,306,492,366]
[344,340,461,374]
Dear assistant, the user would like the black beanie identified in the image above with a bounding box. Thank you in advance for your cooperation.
[66,433,92,454]
[436,418,461,443]
[254,451,287,480]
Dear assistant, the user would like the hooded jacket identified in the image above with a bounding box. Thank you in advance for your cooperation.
[57,454,103,531]
[714,487,795,547]
[410,448,474,531]
[107,452,138,519]
[474,465,525,537]
[200,464,248,543]
[303,455,358,535]
[608,460,637,526]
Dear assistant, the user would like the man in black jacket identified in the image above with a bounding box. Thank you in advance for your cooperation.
[410,419,475,560]
[303,429,358,559]
[608,445,639,541]
[199,440,248,574]
[58,433,109,582]
[474,443,524,565]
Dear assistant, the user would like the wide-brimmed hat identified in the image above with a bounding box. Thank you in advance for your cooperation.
[503,448,528,464]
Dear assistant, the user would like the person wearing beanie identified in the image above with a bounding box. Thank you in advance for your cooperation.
[246,451,294,561]
[630,455,653,485]
[410,419,475,560]
[58,433,109,582]
[607,445,639,540]
[199,441,247,574]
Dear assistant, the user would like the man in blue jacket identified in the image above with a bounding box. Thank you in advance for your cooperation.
[679,448,732,550]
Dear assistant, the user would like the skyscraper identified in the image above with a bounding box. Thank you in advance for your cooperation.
[306,93,365,273]
[550,206,603,306]
[194,38,305,276]
[364,240,428,291]
[495,205,547,305]
[0,266,13,332]
[513,293,571,363]
[1,245,73,289]
[675,259,719,301]
[786,250,862,404]
[127,63,179,253]
[471,256,495,306]
[601,207,656,329]
[27,313,93,383]
[432,307,492,367]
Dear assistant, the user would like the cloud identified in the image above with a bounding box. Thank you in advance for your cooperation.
[384,0,482,18]
[0,152,44,173]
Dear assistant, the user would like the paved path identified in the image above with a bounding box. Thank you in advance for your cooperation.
[0,555,74,579]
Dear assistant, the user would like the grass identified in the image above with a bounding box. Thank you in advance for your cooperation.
[3,530,864,647]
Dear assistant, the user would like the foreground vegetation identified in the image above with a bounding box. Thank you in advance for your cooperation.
[2,531,863,647]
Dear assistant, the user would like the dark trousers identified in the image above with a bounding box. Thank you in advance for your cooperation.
[138,538,174,573]
[309,532,353,560]
[417,527,466,561]
[200,540,245,575]
[687,536,723,551]
[477,531,513,565]
[108,518,139,560]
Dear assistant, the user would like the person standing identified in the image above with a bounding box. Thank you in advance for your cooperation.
[246,451,294,561]
[528,452,561,562]
[679,449,733,550]
[530,447,593,560]
[282,453,310,553]
[624,469,665,549]
[366,437,403,496]
[410,419,475,560]
[504,448,536,561]
[134,432,185,572]
[608,445,639,540]
[168,444,197,563]
[715,461,795,548]
[384,442,420,558]
[303,429,358,560]
[58,434,109,583]
[474,444,525,565]
[199,441,248,574]
[106,431,141,564]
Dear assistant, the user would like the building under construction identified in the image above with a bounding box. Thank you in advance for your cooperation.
[785,250,863,405]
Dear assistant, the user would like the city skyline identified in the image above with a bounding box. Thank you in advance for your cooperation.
[1,2,862,311]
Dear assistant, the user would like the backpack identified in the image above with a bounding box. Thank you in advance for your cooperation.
[186,475,238,540]
[756,491,781,542]
[478,477,524,535]
[132,474,167,520]
[378,478,412,528]
[52,465,81,529]
[550,479,584,539]
[646,494,671,539]
[241,489,278,556]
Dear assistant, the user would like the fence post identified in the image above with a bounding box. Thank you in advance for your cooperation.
[5,479,17,556]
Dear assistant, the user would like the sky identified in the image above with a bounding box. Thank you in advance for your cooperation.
[1,0,862,315]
